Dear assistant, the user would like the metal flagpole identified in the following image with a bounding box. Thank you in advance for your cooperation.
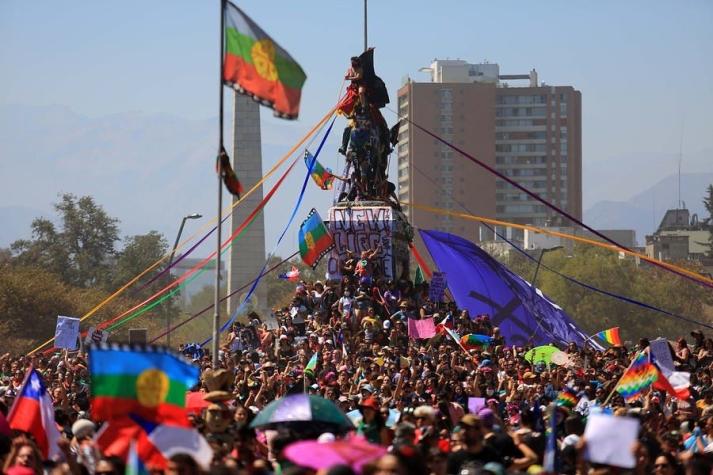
[363,0,367,51]
[213,0,226,367]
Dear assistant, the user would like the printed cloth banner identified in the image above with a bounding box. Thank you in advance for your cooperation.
[419,229,588,347]
[298,209,334,269]
[407,317,436,339]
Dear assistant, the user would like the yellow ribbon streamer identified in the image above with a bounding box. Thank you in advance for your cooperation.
[403,201,713,287]
[28,106,337,355]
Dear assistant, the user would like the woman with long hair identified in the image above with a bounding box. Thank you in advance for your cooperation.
[3,436,43,475]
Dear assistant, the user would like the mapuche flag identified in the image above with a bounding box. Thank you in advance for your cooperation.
[223,2,307,119]
[89,344,199,425]
[298,208,334,269]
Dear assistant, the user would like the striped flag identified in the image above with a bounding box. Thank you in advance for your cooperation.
[298,209,334,269]
[223,2,306,119]
[556,386,579,408]
[125,440,148,475]
[304,353,318,378]
[304,150,334,190]
[615,351,658,402]
[594,327,622,346]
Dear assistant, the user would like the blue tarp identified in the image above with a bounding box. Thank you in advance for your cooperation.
[419,229,588,347]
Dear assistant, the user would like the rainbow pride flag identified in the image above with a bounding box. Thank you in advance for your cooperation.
[298,209,334,269]
[304,151,334,190]
[615,351,658,402]
[594,327,622,346]
[556,386,579,408]
[460,334,494,350]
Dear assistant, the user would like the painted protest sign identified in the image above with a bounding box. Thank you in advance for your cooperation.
[429,272,447,302]
[55,316,80,350]
[650,338,674,376]
[327,206,403,280]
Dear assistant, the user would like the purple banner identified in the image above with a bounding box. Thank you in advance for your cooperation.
[419,229,588,347]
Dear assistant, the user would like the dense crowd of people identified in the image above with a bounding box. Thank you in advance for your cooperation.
[2,249,713,475]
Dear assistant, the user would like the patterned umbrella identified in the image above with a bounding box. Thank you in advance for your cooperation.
[250,394,354,433]
[284,435,386,473]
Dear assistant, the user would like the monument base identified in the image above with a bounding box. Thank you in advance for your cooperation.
[326,201,412,281]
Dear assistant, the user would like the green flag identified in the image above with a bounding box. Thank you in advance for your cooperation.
[414,266,425,285]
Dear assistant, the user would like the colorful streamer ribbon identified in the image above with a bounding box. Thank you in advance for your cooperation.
[391,107,713,290]
[201,116,336,345]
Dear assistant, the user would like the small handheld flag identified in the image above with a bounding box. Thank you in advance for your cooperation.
[594,327,622,346]
[460,334,494,350]
[615,351,658,402]
[278,266,300,281]
[7,369,61,459]
[556,387,579,408]
[223,2,307,119]
[298,209,334,269]
[304,150,334,190]
[304,353,318,378]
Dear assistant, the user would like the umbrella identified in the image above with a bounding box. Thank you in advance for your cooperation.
[185,391,210,415]
[524,345,561,365]
[284,435,387,473]
[250,394,354,433]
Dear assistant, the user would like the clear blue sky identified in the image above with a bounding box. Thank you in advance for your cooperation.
[2,1,711,146]
[1,0,712,251]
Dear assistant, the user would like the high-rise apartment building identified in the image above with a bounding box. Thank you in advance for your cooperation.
[397,59,581,242]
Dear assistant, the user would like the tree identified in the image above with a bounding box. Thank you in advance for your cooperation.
[704,184,713,257]
[266,255,328,310]
[11,194,120,288]
[504,244,713,342]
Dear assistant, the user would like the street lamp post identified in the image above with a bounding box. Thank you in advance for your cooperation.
[167,213,202,347]
[531,245,564,289]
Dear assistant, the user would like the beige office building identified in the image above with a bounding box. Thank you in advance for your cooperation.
[396,59,582,242]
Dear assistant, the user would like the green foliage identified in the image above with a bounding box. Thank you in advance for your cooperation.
[0,264,162,353]
[266,255,328,310]
[11,194,120,289]
[3,194,179,352]
[499,245,713,343]
[704,184,713,257]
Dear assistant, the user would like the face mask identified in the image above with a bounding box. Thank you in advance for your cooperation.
[344,292,351,297]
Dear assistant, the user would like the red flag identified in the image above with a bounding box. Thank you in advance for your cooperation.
[217,147,244,198]
[95,417,166,470]
[652,365,690,400]
[7,369,60,459]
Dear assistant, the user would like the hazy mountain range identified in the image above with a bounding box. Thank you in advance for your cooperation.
[1,103,711,250]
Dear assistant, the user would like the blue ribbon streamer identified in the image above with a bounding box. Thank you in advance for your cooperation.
[201,116,336,346]
[409,162,713,331]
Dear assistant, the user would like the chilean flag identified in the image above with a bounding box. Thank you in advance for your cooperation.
[435,313,454,334]
[7,369,60,459]
[278,266,300,282]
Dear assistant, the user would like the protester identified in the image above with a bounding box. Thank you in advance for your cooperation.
[2,244,713,475]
